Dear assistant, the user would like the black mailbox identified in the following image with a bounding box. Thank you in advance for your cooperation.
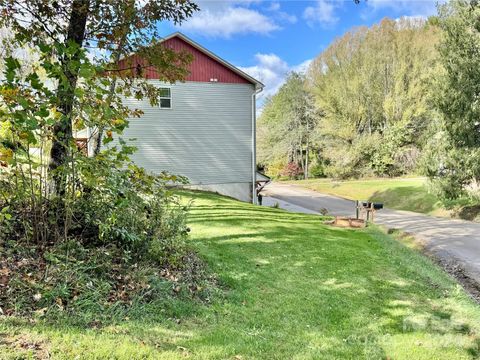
[372,203,383,210]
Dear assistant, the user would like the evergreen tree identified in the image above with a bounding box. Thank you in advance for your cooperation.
[426,0,480,200]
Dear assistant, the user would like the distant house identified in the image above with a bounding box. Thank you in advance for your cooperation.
[79,32,264,203]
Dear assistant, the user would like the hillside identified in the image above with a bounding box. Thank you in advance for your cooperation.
[2,191,480,359]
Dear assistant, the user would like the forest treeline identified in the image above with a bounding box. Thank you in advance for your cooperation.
[257,0,480,202]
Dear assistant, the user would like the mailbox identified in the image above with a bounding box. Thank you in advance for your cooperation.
[356,201,384,222]
[372,203,383,210]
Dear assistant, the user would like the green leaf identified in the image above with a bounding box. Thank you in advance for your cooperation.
[79,64,95,79]
[103,137,113,144]
[38,42,51,53]
[18,97,30,109]
[35,107,50,118]
[27,72,43,90]
[4,57,20,82]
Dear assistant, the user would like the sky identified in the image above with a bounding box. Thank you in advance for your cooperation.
[158,0,440,104]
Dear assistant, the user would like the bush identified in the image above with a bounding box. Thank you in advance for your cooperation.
[309,158,327,178]
[280,162,304,179]
[73,150,190,265]
[1,144,190,264]
[264,159,287,179]
[0,142,219,321]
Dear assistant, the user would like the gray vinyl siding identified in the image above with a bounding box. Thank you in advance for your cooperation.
[117,81,254,185]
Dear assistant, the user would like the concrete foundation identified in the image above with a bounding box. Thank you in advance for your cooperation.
[187,182,253,203]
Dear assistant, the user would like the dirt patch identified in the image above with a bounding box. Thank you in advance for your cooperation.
[387,228,480,303]
[0,333,50,359]
[429,254,480,303]
[325,217,366,228]
[454,204,480,222]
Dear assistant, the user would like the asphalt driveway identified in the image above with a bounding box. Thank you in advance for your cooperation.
[262,182,480,287]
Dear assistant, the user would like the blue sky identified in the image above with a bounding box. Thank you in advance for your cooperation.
[159,0,439,102]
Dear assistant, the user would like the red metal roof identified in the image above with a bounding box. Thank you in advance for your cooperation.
[116,33,263,88]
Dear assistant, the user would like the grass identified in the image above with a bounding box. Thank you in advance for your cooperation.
[2,190,480,359]
[285,177,446,215]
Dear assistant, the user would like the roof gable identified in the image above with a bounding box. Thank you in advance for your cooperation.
[117,32,263,89]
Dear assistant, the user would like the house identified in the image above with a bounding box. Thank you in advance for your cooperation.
[93,32,264,203]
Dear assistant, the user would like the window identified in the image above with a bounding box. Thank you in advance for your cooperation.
[159,87,171,109]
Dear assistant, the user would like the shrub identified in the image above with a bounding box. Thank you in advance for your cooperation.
[309,159,327,178]
[1,143,190,263]
[281,162,304,179]
[0,140,220,320]
[264,159,287,179]
[72,149,190,265]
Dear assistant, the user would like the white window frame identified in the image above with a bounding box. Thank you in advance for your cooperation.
[159,87,172,109]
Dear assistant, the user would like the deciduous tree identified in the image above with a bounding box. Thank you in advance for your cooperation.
[308,17,440,178]
[257,72,321,179]
[0,0,198,193]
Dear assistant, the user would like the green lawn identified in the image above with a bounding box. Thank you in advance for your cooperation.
[285,177,445,215]
[2,191,480,359]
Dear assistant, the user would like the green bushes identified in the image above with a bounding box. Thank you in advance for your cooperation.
[0,143,189,262]
[73,150,190,264]
[0,0,213,325]
[0,141,217,321]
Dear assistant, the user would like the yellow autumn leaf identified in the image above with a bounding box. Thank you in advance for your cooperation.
[0,148,13,161]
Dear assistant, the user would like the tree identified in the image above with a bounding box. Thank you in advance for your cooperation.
[257,72,321,179]
[0,0,198,193]
[424,0,480,200]
[0,0,198,242]
[308,17,440,178]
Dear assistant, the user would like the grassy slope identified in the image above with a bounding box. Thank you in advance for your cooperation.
[2,191,480,359]
[285,177,445,215]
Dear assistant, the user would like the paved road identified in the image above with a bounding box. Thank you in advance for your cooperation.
[262,182,480,284]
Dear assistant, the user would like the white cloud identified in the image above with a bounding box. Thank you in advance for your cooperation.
[179,6,280,38]
[278,11,297,24]
[292,59,312,74]
[239,53,312,113]
[303,0,339,27]
[267,2,281,11]
[266,1,297,24]
[239,53,289,99]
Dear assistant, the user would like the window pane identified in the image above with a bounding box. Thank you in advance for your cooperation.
[159,87,170,98]
[160,98,171,108]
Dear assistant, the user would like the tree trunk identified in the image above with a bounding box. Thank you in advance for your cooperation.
[49,0,90,193]
[305,139,309,180]
[93,42,124,156]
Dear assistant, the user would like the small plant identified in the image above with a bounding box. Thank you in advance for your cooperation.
[319,207,329,215]
[272,202,280,209]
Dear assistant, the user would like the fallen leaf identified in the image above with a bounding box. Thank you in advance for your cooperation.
[34,307,47,316]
